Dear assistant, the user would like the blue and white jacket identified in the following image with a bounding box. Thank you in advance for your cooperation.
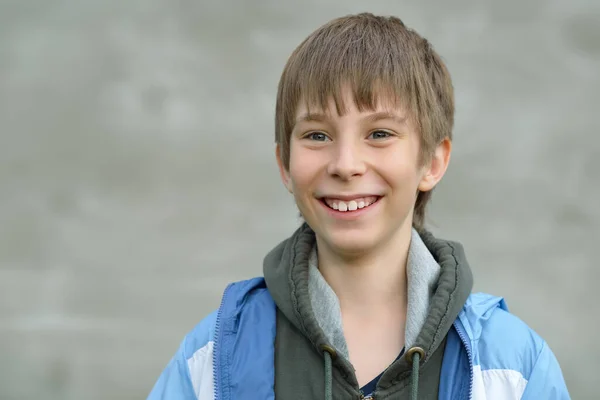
[147,277,570,399]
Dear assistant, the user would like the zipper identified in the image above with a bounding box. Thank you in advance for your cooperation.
[453,320,473,400]
[213,283,233,400]
[363,347,406,399]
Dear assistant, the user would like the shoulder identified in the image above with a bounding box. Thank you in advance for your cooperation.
[147,310,219,400]
[181,276,271,359]
[461,293,546,379]
[180,310,218,360]
[147,278,273,400]
[460,293,569,398]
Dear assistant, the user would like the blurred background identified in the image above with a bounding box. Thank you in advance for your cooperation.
[1,0,598,399]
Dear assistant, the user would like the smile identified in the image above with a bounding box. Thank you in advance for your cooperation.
[321,196,381,212]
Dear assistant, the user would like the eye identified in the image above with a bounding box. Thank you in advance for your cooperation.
[306,132,330,142]
[368,130,393,140]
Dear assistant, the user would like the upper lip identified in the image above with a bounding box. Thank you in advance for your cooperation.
[317,194,382,201]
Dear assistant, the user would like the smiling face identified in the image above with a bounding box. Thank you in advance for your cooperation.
[277,89,451,259]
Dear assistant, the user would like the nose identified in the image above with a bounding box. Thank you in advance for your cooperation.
[327,140,366,180]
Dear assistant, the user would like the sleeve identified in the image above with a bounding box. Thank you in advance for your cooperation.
[146,337,198,400]
[520,341,571,400]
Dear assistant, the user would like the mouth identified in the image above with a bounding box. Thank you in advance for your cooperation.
[319,195,381,213]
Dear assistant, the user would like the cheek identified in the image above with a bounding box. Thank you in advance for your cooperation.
[377,150,421,186]
[288,145,322,188]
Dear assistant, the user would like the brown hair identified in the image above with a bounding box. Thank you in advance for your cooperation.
[275,13,454,232]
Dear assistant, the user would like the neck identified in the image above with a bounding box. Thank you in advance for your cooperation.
[315,222,412,315]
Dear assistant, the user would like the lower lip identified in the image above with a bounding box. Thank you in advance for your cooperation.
[318,197,382,220]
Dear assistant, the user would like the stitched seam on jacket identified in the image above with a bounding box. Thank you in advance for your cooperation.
[430,241,460,354]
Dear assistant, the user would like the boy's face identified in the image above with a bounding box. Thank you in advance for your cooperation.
[276,89,450,258]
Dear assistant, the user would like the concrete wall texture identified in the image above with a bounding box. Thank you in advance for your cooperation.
[0,0,598,398]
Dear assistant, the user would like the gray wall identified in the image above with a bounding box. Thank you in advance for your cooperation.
[1,1,598,399]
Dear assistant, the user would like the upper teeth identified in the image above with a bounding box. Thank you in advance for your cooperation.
[324,196,378,212]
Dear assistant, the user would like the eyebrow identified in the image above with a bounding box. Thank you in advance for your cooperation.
[295,112,328,124]
[364,111,407,125]
[295,110,407,126]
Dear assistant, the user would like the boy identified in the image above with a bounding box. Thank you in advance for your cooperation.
[148,13,569,399]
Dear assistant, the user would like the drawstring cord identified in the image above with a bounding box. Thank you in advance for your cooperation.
[322,345,425,400]
[322,345,335,400]
[406,346,425,400]
[411,352,420,400]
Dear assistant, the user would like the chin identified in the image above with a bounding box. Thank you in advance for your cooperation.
[318,227,383,257]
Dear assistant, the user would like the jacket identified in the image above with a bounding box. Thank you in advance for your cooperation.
[147,277,570,399]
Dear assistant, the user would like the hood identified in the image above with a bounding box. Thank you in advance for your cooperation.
[262,222,474,389]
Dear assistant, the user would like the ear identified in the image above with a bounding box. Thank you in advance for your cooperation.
[275,144,293,193]
[418,138,452,192]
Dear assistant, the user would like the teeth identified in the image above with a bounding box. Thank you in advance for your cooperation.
[323,196,379,212]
